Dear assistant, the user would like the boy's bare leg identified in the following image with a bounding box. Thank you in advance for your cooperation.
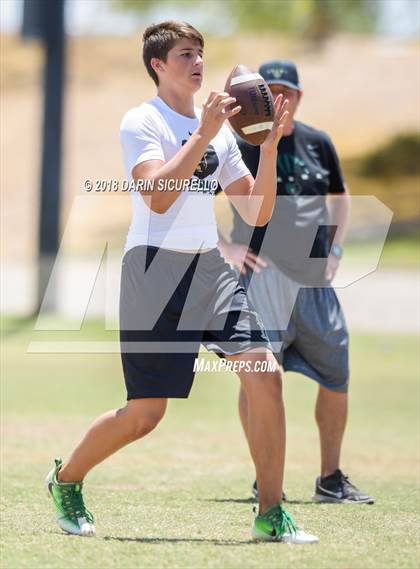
[58,398,167,482]
[238,385,249,442]
[226,349,285,514]
[238,363,284,440]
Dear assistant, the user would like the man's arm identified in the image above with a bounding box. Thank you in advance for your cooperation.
[325,185,351,281]
[321,130,350,281]
[327,185,350,246]
[132,91,239,214]
[223,95,288,226]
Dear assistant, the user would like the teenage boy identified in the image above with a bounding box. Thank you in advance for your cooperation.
[46,24,318,543]
[219,60,373,504]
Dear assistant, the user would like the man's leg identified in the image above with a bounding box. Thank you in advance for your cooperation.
[58,398,167,482]
[315,386,347,477]
[227,349,284,514]
[313,384,373,503]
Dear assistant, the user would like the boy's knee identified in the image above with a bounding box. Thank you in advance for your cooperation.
[125,398,167,440]
[243,368,283,401]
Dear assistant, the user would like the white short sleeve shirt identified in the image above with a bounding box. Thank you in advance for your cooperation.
[120,96,250,252]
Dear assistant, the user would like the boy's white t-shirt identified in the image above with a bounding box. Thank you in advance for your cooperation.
[120,96,250,252]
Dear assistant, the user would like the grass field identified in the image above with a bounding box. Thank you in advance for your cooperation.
[1,318,419,568]
[345,234,420,268]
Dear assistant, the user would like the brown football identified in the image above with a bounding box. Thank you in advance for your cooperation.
[225,64,275,146]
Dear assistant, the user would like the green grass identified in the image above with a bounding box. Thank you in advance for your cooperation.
[1,319,419,568]
[345,234,419,268]
[378,234,419,267]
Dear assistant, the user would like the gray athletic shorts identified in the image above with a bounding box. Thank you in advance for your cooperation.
[240,262,349,392]
[120,246,271,399]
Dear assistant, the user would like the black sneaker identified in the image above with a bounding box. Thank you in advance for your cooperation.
[313,469,374,504]
[252,480,287,502]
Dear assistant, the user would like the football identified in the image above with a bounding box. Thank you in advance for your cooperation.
[225,64,275,146]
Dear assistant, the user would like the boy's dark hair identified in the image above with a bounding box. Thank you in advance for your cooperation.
[142,21,204,86]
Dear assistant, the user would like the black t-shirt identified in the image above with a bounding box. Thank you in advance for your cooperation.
[231,121,346,285]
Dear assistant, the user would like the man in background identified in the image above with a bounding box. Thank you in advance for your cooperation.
[219,60,373,504]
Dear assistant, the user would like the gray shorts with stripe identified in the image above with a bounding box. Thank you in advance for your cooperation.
[240,262,349,392]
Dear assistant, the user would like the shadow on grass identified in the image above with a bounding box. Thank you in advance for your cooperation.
[49,531,254,545]
[201,497,255,504]
[203,498,316,505]
[103,536,256,546]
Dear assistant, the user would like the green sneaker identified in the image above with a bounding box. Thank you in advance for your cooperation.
[45,458,95,536]
[252,504,318,544]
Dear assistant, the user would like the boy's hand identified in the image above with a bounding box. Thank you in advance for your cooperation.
[197,90,241,141]
[261,94,289,153]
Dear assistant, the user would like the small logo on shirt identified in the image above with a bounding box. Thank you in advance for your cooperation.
[182,137,219,180]
[194,144,219,179]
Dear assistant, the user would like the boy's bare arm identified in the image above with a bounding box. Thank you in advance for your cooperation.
[224,94,288,226]
[132,91,240,214]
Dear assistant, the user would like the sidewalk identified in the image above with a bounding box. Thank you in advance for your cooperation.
[2,260,418,333]
[336,267,419,333]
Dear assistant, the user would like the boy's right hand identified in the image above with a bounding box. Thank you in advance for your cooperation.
[197,91,241,140]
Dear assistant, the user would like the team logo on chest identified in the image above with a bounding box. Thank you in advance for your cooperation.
[194,144,219,179]
[182,134,219,179]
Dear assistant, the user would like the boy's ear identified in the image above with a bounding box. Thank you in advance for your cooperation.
[151,58,163,73]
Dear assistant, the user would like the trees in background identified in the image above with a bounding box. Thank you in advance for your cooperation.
[116,0,379,46]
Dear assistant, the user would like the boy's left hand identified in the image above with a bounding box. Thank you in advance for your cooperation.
[261,94,289,152]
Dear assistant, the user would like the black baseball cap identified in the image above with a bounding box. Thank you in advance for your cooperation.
[259,60,301,90]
